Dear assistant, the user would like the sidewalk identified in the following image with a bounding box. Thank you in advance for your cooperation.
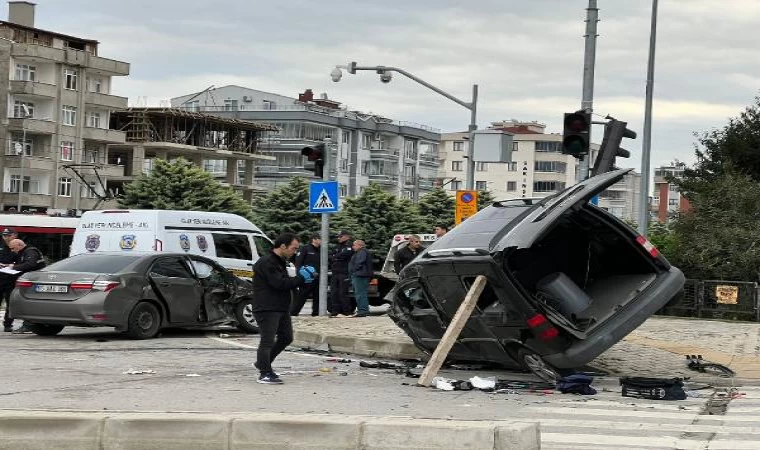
[291,315,760,381]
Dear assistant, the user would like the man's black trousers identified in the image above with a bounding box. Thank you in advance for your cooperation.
[252,311,293,374]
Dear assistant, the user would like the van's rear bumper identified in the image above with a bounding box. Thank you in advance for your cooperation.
[543,267,685,369]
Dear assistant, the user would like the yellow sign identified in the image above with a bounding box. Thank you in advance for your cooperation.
[455,190,478,225]
[715,285,739,305]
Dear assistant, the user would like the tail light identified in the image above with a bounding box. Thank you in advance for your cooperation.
[636,235,660,258]
[70,281,121,292]
[15,280,33,288]
[526,313,560,342]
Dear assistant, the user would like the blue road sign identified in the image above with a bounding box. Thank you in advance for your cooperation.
[309,181,339,214]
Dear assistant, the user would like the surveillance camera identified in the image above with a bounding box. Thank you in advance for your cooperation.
[379,71,392,84]
[330,67,343,82]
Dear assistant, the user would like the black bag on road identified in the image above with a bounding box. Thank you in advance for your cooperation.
[620,377,686,400]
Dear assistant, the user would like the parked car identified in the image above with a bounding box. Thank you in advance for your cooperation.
[388,169,685,382]
[10,252,258,339]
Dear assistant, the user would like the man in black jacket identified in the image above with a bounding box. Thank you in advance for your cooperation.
[291,233,322,317]
[329,230,354,317]
[394,234,422,274]
[252,233,316,384]
[0,228,19,332]
[3,238,46,334]
[348,240,373,317]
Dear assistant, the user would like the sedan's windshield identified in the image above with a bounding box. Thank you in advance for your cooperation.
[43,254,142,273]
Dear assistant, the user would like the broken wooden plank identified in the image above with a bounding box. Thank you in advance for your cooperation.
[417,275,488,387]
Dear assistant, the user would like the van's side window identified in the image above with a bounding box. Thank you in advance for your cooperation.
[252,235,273,256]
[212,233,253,260]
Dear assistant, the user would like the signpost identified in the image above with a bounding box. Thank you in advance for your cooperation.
[309,178,339,316]
[455,190,478,225]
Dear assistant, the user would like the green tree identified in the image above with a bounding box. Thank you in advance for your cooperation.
[477,189,496,210]
[250,177,320,240]
[417,188,455,230]
[119,158,253,218]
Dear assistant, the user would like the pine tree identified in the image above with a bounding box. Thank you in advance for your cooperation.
[250,177,321,240]
[119,158,253,219]
[417,187,455,229]
[477,189,496,210]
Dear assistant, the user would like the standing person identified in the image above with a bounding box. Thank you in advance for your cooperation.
[394,234,422,274]
[433,224,448,238]
[291,233,322,316]
[329,230,354,317]
[3,238,46,334]
[0,229,19,332]
[251,233,316,384]
[348,240,373,318]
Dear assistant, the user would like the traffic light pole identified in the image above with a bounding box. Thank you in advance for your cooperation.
[318,137,331,316]
[577,0,599,182]
[637,0,659,237]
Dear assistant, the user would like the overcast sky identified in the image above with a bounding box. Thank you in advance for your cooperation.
[31,0,760,170]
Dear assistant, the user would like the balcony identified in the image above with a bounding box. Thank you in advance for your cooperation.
[10,80,57,98]
[369,148,400,160]
[11,42,64,62]
[85,92,128,109]
[82,127,126,144]
[368,174,399,185]
[8,118,57,135]
[9,43,130,76]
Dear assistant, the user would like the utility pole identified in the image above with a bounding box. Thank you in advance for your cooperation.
[465,84,478,190]
[638,0,659,236]
[317,136,331,316]
[577,0,599,182]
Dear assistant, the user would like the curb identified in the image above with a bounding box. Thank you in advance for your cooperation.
[0,410,540,450]
[293,329,425,360]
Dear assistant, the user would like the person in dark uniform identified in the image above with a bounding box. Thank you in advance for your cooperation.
[0,228,19,332]
[291,233,322,316]
[329,230,354,317]
[3,238,46,334]
[394,234,422,274]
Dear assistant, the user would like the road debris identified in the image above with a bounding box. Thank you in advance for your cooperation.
[184,373,201,377]
[470,376,497,390]
[123,369,156,375]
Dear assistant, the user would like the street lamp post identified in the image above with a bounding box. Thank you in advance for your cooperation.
[332,63,478,190]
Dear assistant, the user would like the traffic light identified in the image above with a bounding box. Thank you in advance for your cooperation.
[592,119,636,176]
[562,110,591,157]
[301,143,325,178]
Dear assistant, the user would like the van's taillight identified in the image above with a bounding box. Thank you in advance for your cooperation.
[15,280,33,288]
[636,235,660,258]
[527,313,560,342]
[71,281,120,292]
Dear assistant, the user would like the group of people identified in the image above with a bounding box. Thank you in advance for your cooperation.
[251,224,448,385]
[0,228,46,334]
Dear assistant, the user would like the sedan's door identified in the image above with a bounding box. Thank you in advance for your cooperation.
[147,256,204,323]
[188,256,233,322]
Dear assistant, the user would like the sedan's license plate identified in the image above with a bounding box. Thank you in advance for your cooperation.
[34,284,68,293]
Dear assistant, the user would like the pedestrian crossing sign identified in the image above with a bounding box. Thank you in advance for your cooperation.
[309,181,340,213]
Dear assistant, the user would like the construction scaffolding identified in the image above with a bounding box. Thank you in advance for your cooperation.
[111,108,279,154]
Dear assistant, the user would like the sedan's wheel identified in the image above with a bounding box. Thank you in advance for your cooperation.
[519,349,562,383]
[126,302,161,340]
[234,298,258,334]
[28,324,65,336]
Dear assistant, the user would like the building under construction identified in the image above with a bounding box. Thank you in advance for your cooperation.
[106,108,277,203]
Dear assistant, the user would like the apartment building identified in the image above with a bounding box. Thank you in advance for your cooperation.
[0,1,130,213]
[170,86,441,201]
[652,161,690,222]
[438,120,641,222]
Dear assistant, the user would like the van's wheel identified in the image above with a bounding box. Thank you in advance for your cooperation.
[29,324,65,336]
[518,349,562,383]
[126,302,161,339]
[234,298,258,334]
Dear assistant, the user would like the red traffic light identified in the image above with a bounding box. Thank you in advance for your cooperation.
[562,111,591,157]
[564,114,589,133]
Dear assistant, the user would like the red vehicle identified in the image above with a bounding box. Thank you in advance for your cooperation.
[0,214,79,262]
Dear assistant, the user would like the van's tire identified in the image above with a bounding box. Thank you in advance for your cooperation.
[518,349,562,383]
[29,324,65,336]
[234,298,259,334]
[126,302,161,339]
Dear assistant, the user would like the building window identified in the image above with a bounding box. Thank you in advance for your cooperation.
[669,184,679,192]
[361,134,372,149]
[535,141,562,152]
[64,68,78,90]
[513,142,519,152]
[15,64,36,81]
[262,100,276,110]
[450,180,462,191]
[8,133,32,156]
[58,177,72,197]
[361,161,370,176]
[342,130,350,144]
[87,111,101,128]
[223,99,238,111]
[476,181,488,190]
[451,161,463,172]
[62,105,77,126]
[669,198,678,206]
[507,181,517,191]
[81,181,98,198]
[60,141,74,161]
[89,77,103,93]
[453,141,464,151]
[534,161,567,173]
[84,148,99,163]
[339,159,349,172]
[652,197,660,206]
[185,100,200,112]
[534,181,566,192]
[476,162,488,171]
[339,184,347,197]
[13,101,34,118]
[507,162,517,172]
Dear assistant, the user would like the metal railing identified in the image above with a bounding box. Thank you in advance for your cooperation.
[658,279,760,322]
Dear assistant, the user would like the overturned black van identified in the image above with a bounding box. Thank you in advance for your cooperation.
[388,169,685,382]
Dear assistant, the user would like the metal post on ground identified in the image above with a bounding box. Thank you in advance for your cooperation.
[638,0,659,236]
[577,0,599,182]
[318,136,331,316]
